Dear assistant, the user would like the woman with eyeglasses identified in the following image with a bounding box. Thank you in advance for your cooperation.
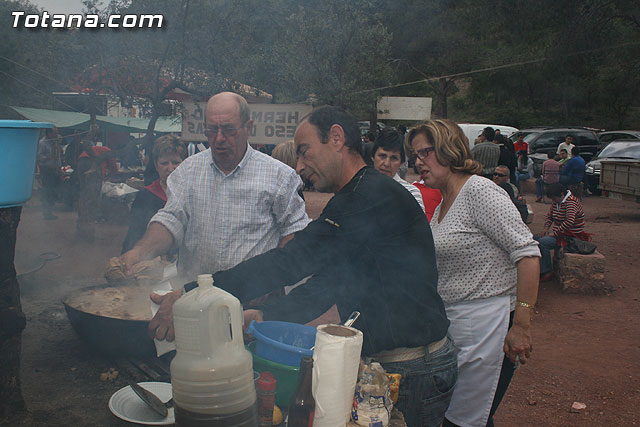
[406,120,541,427]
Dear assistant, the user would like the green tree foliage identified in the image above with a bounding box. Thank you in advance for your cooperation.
[2,0,639,129]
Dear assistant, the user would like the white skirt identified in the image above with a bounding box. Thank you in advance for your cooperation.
[444,295,511,427]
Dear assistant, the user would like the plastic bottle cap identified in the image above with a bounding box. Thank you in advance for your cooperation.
[257,371,277,392]
[196,273,214,288]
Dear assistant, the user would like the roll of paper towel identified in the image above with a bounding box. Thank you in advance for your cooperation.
[312,324,363,427]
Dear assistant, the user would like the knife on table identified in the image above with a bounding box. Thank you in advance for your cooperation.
[129,382,171,418]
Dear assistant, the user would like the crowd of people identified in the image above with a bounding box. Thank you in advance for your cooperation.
[36,91,598,426]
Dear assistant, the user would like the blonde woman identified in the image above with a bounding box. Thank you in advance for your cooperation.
[271,140,297,170]
[406,119,540,427]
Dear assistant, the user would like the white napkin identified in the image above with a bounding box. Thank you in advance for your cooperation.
[312,324,363,427]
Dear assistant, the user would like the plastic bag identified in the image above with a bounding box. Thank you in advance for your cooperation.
[565,237,597,255]
[351,362,393,427]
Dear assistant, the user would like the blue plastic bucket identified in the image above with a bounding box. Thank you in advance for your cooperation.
[246,320,316,367]
[0,120,54,207]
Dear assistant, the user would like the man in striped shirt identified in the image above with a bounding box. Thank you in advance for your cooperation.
[471,126,500,178]
[535,183,587,281]
[117,92,310,302]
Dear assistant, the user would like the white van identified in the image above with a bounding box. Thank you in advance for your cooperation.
[457,123,519,150]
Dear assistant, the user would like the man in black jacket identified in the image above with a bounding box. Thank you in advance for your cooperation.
[151,106,457,427]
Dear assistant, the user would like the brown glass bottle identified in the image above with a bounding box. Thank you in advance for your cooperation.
[287,357,315,427]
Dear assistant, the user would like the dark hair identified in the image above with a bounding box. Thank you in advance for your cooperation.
[517,151,529,167]
[496,133,515,154]
[305,105,362,154]
[547,150,556,159]
[546,182,566,198]
[483,127,495,142]
[372,128,406,162]
[366,131,375,142]
[397,124,407,135]
[571,146,580,156]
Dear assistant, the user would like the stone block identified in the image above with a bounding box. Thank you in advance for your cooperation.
[556,250,610,294]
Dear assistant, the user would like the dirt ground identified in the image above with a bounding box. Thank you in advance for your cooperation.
[6,177,640,426]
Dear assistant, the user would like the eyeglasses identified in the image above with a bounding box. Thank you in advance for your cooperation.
[410,146,436,162]
[493,172,508,177]
[204,124,245,138]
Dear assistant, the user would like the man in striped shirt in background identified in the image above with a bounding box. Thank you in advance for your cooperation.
[534,182,588,281]
[471,126,500,178]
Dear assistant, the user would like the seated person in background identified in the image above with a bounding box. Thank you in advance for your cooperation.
[493,165,519,199]
[515,150,534,191]
[557,148,569,167]
[372,128,426,213]
[493,165,529,223]
[121,135,187,253]
[534,183,589,281]
[536,150,560,202]
[559,146,585,186]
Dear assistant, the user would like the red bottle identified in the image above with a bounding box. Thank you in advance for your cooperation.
[257,371,277,426]
[287,357,315,427]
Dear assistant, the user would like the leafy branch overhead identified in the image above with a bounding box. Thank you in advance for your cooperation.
[0,0,638,128]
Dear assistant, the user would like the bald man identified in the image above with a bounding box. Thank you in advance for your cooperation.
[118,92,309,283]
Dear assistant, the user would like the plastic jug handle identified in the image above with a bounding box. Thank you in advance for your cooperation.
[205,294,244,354]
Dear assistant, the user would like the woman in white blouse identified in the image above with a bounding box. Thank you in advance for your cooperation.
[406,119,540,427]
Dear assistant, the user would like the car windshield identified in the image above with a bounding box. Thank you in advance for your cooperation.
[522,132,540,143]
[595,142,640,159]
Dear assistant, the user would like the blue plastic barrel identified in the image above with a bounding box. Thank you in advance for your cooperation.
[0,120,54,207]
[246,320,316,367]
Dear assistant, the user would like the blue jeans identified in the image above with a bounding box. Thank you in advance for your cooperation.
[559,175,582,186]
[380,337,458,427]
[535,177,546,198]
[535,235,559,274]
[515,172,530,191]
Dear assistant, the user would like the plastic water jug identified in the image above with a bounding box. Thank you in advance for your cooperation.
[171,274,258,426]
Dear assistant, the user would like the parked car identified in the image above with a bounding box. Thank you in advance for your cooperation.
[457,123,518,150]
[597,130,640,146]
[358,121,386,136]
[513,127,601,176]
[585,140,640,194]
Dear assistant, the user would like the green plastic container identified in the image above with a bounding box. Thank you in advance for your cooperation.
[247,341,299,408]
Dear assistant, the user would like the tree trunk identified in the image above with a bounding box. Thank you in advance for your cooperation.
[0,207,27,423]
[369,98,377,136]
[435,78,449,118]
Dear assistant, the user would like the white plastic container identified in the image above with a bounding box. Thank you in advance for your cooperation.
[170,274,257,425]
